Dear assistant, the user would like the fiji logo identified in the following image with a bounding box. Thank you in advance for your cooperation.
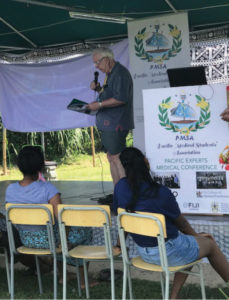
[134,22,182,64]
[158,91,210,136]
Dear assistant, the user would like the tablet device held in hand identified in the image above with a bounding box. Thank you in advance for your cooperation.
[67,98,97,115]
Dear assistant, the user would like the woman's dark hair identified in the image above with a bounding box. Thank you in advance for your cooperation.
[119,147,159,212]
[17,146,44,176]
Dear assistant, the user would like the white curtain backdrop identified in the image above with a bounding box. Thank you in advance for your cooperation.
[0,39,129,132]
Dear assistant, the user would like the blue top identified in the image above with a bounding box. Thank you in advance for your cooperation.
[96,62,134,131]
[6,181,59,205]
[5,181,60,231]
[113,177,181,247]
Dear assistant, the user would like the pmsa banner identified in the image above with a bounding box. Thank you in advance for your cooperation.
[128,12,190,152]
[143,84,229,214]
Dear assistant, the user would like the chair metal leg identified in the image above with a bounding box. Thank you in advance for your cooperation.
[127,265,133,300]
[110,259,115,300]
[10,254,14,300]
[160,273,165,299]
[75,259,82,297]
[164,274,170,300]
[63,257,67,300]
[35,256,43,294]
[122,263,128,300]
[53,257,57,300]
[199,264,206,300]
[4,248,10,294]
[83,260,90,299]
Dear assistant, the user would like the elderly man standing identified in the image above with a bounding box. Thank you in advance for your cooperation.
[87,47,134,185]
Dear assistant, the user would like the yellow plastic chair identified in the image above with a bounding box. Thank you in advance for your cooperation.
[117,209,206,300]
[6,203,61,300]
[58,204,121,300]
[0,246,10,293]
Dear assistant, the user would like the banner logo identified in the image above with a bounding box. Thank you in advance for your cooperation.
[219,145,229,170]
[134,23,182,64]
[158,93,210,135]
[183,202,200,210]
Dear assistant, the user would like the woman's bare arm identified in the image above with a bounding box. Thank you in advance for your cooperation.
[49,193,61,220]
[174,214,197,236]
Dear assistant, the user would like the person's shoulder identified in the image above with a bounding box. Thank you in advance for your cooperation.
[116,177,128,186]
[158,184,173,197]
[37,181,57,189]
[36,181,60,197]
[158,185,178,209]
[7,182,18,188]
[5,182,20,203]
[6,182,19,192]
[115,177,129,191]
[111,62,132,85]
[117,62,130,73]
[36,180,50,185]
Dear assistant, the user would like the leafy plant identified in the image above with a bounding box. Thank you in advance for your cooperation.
[0,122,103,166]
[0,113,133,168]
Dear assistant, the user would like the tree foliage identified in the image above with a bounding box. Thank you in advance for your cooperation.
[0,118,133,166]
[0,122,103,165]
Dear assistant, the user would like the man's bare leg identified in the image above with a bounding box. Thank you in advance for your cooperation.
[107,153,125,185]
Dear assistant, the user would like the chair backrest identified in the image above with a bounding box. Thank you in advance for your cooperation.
[58,204,111,227]
[58,205,113,259]
[117,208,167,238]
[5,203,54,225]
[6,204,55,254]
[117,210,168,270]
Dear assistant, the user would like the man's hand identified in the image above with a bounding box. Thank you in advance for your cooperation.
[90,80,101,92]
[86,101,100,111]
[220,108,229,122]
[86,97,123,111]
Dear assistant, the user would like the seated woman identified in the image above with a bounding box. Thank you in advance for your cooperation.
[5,146,95,287]
[113,147,229,299]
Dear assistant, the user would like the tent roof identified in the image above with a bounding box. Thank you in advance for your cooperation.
[1,0,229,54]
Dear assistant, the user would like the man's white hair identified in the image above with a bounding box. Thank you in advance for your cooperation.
[93,47,114,59]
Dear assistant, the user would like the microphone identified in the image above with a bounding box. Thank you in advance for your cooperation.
[94,71,99,85]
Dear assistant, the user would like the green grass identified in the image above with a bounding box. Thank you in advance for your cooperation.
[57,153,112,181]
[0,268,227,299]
[0,153,112,182]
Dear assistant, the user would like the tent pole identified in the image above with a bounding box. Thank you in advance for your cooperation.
[90,126,95,167]
[0,17,37,48]
[2,126,8,175]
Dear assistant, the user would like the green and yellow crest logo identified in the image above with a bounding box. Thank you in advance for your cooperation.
[135,23,182,64]
[158,93,210,136]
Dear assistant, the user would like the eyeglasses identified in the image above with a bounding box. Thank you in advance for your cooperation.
[94,56,106,66]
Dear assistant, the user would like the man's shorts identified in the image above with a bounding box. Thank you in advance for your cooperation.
[100,130,129,155]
